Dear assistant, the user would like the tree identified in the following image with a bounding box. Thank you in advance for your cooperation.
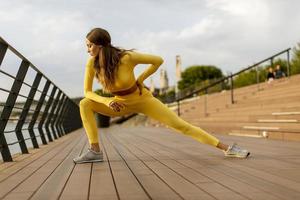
[178,65,223,90]
[291,43,300,75]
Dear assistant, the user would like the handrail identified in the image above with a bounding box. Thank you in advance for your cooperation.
[173,48,291,115]
[0,36,82,162]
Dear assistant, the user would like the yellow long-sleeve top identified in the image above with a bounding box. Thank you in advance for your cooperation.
[84,51,164,105]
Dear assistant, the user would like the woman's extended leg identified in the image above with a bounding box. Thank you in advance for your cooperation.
[135,96,250,157]
[136,96,220,147]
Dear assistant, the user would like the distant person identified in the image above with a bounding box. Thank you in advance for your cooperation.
[274,64,286,79]
[267,67,275,84]
[73,27,250,164]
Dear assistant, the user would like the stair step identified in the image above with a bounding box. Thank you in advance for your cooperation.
[257,119,298,123]
[243,126,280,130]
[228,132,264,138]
[272,112,300,115]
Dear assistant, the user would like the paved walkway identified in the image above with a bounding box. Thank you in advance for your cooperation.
[1,125,300,199]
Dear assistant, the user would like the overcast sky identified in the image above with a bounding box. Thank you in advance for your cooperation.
[1,0,300,99]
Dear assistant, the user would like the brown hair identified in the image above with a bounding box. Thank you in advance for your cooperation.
[86,28,126,91]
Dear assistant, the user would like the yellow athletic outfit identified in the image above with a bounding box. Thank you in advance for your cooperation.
[80,51,219,146]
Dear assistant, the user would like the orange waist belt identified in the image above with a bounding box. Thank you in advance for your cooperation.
[111,83,138,96]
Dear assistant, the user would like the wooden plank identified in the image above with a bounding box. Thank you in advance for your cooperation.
[0,129,84,172]
[29,132,88,200]
[117,127,284,200]
[0,129,82,180]
[143,127,300,199]
[105,132,183,200]
[100,131,151,200]
[0,131,82,199]
[108,130,217,200]
[89,163,119,200]
[58,141,91,200]
[115,130,245,200]
[2,133,85,200]
[89,129,119,200]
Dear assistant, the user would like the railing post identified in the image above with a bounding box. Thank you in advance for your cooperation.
[270,57,274,68]
[57,96,69,136]
[177,100,180,116]
[0,60,29,161]
[15,69,42,152]
[0,41,8,66]
[204,88,208,116]
[287,49,290,77]
[45,89,62,140]
[52,94,66,137]
[6,60,29,153]
[230,73,234,104]
[256,65,260,91]
[28,79,50,145]
[38,82,56,142]
[62,99,71,134]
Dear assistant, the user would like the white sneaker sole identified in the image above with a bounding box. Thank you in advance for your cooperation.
[73,158,104,164]
[225,152,250,158]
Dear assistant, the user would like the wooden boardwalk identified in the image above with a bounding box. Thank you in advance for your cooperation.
[1,125,300,200]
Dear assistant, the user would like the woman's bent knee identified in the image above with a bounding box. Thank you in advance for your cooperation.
[80,98,92,108]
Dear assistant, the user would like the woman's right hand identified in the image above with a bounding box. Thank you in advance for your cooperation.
[136,80,144,95]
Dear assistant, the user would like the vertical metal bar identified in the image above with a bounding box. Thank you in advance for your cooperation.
[60,99,69,134]
[177,100,180,116]
[56,95,69,136]
[0,41,8,67]
[0,60,29,161]
[270,57,274,68]
[62,100,71,134]
[39,85,57,142]
[28,79,50,145]
[52,94,66,137]
[204,88,208,116]
[287,49,290,77]
[15,69,42,152]
[256,65,260,91]
[46,90,62,140]
[230,73,234,104]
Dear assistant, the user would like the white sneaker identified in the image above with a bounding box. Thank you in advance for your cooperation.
[224,143,250,158]
[73,148,104,164]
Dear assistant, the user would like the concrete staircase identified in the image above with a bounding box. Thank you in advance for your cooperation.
[140,74,300,141]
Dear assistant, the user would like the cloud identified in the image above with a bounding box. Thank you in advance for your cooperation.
[0,0,300,99]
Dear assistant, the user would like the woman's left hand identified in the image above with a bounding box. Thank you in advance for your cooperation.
[109,100,126,112]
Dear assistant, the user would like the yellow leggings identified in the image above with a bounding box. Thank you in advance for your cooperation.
[80,88,219,147]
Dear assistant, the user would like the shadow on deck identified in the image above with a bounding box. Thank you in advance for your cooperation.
[1,125,300,200]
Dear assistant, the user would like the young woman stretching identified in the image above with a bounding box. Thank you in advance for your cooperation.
[73,28,250,164]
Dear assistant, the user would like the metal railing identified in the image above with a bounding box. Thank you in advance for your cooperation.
[173,48,291,116]
[0,37,82,162]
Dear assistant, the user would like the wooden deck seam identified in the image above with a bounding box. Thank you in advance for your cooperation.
[99,132,120,200]
[107,131,217,200]
[0,129,83,171]
[0,133,76,183]
[27,134,87,200]
[0,131,84,199]
[110,130,237,200]
[122,129,278,200]
[126,128,299,199]
[56,139,89,200]
[103,132,153,200]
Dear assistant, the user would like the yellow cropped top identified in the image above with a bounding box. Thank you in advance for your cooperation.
[84,51,164,106]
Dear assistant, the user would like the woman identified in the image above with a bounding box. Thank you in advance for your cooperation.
[73,28,250,164]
